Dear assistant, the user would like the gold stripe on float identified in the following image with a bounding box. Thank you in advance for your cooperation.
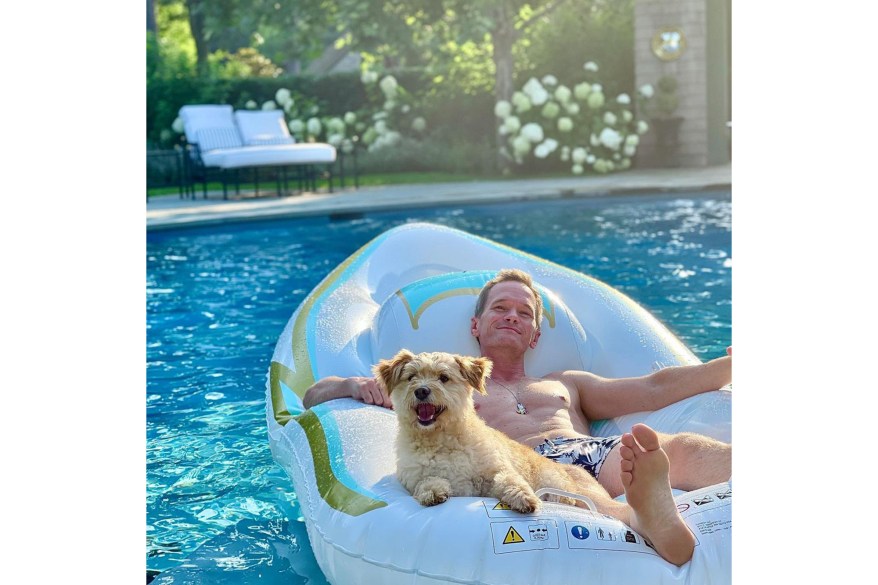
[295,410,387,516]
[287,241,377,404]
[270,360,299,426]
[397,287,481,329]
[397,287,556,330]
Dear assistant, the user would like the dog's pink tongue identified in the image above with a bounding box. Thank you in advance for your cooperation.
[417,403,436,422]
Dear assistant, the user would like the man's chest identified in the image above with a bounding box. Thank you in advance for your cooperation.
[474,379,573,413]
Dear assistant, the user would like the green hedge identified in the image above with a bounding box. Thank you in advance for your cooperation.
[147,69,430,147]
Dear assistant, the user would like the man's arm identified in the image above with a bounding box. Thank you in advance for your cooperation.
[557,351,731,421]
[302,376,392,409]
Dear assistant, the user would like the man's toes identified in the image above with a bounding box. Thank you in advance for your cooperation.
[619,444,635,461]
[631,424,661,451]
[620,433,636,449]
[620,470,633,488]
[620,458,634,473]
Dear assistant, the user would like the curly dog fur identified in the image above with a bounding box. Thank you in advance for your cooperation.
[374,349,596,513]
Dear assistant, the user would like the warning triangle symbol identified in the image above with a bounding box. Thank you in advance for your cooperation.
[503,526,526,544]
[493,502,512,510]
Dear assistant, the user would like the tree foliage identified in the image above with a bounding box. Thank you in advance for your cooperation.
[149,0,639,175]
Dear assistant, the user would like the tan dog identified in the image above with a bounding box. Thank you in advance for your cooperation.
[374,349,595,513]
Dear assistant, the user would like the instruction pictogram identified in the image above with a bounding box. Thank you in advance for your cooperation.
[493,502,512,510]
[528,524,549,541]
[491,521,560,554]
[570,525,590,540]
[694,495,714,506]
[503,526,526,544]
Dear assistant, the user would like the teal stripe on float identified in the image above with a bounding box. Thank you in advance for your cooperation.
[279,379,304,417]
[311,403,384,502]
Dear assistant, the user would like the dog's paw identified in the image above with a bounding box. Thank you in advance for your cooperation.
[413,477,451,506]
[415,488,449,506]
[503,488,541,514]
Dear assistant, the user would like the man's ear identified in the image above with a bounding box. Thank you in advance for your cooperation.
[372,349,415,395]
[529,328,541,349]
[454,355,493,395]
[470,316,480,340]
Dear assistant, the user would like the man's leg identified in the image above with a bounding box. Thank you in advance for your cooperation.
[619,424,696,566]
[598,430,731,498]
[663,432,731,491]
[574,425,695,566]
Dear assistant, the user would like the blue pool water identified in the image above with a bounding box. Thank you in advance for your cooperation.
[146,190,731,583]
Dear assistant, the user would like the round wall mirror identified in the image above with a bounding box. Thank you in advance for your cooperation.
[651,28,687,61]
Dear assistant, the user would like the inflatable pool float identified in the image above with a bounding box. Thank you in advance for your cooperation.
[266,222,731,585]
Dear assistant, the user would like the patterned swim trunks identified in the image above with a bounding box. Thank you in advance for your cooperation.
[534,435,623,480]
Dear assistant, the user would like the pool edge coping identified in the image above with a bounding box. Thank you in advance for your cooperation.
[146,177,732,232]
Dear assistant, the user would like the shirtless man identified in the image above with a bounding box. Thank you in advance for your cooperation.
[303,269,731,565]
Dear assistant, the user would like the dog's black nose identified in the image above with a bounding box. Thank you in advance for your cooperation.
[414,387,431,400]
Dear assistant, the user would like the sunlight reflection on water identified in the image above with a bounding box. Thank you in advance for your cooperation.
[146,191,730,582]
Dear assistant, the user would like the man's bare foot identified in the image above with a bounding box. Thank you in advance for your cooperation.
[620,424,696,566]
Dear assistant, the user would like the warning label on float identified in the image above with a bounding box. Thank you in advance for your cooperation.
[503,527,525,544]
[672,485,729,541]
[694,519,732,536]
[677,485,731,517]
[490,520,559,554]
[563,521,660,556]
[483,500,530,518]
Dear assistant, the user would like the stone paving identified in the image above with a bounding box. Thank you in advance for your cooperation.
[146,164,730,230]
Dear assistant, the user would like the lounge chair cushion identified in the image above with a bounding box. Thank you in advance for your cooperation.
[203,143,337,169]
[179,105,237,144]
[180,104,336,170]
[234,111,295,146]
[195,127,245,152]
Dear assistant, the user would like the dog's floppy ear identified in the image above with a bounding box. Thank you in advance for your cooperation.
[372,349,416,395]
[454,355,493,395]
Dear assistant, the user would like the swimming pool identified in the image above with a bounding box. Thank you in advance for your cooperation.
[146,190,731,583]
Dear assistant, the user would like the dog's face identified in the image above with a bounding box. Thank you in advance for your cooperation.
[373,350,492,432]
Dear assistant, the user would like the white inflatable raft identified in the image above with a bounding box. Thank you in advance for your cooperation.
[266,222,731,585]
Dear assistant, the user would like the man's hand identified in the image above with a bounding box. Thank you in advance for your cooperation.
[303,375,393,409]
[350,377,393,409]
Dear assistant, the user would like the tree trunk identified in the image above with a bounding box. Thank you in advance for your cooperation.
[491,8,517,174]
[147,0,157,33]
[185,0,209,76]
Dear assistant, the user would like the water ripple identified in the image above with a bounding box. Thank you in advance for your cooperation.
[146,191,731,580]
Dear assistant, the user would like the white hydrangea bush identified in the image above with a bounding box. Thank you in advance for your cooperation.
[171,72,428,157]
[281,70,428,154]
[496,61,655,174]
[356,71,428,153]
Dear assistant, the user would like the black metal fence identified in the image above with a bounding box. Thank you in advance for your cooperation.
[147,149,186,198]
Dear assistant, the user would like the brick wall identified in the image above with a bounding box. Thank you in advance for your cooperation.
[635,0,728,168]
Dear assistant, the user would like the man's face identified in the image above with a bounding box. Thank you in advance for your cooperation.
[470,281,541,352]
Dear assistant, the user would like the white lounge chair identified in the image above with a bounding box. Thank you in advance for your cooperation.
[179,105,337,199]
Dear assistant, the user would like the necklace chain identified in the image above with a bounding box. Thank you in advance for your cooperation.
[490,378,527,415]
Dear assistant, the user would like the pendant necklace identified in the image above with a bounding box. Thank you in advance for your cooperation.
[491,378,527,415]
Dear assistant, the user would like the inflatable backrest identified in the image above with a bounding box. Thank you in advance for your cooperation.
[371,271,591,377]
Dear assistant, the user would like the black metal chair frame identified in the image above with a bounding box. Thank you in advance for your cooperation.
[180,140,350,200]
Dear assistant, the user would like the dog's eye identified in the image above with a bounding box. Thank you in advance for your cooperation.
[439,374,449,383]
[408,374,416,381]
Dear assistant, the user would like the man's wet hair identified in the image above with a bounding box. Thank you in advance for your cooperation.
[474,268,543,330]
